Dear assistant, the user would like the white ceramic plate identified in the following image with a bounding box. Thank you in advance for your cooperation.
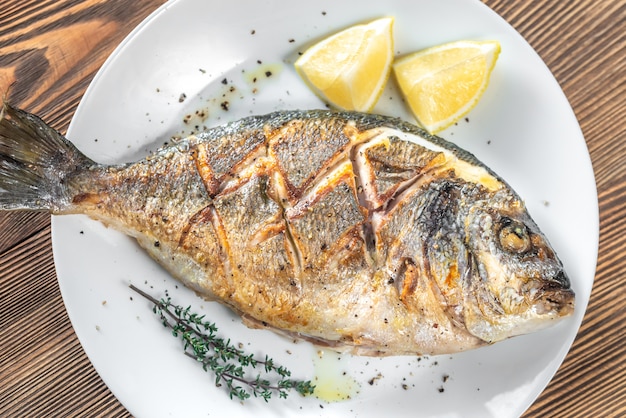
[53,0,598,417]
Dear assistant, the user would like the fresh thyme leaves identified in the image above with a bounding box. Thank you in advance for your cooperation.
[129,285,315,402]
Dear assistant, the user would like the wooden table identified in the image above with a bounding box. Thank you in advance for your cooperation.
[0,1,623,416]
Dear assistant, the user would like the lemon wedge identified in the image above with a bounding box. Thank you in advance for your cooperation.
[295,17,394,112]
[393,40,500,134]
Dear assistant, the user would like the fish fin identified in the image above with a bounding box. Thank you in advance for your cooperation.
[0,102,94,211]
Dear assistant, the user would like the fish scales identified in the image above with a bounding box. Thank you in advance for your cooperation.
[0,104,574,355]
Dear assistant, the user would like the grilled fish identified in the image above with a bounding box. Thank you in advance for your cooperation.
[0,102,574,356]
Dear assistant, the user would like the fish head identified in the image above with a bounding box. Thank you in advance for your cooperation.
[462,197,575,343]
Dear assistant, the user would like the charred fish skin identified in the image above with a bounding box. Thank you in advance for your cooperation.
[0,102,574,356]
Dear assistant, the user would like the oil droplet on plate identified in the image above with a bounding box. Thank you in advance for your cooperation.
[312,349,360,402]
[243,63,284,90]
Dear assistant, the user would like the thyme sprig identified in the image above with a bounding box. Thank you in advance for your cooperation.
[130,284,315,402]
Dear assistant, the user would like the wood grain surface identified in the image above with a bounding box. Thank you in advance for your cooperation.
[0,0,624,416]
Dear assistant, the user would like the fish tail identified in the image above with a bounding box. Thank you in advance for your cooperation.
[0,101,94,211]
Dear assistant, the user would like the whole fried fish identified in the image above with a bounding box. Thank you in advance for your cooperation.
[0,102,574,355]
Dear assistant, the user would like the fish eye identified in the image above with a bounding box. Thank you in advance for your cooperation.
[498,217,531,253]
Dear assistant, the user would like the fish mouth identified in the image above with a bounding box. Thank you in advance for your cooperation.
[534,271,575,317]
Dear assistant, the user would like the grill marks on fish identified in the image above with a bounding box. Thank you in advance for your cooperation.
[49,109,514,353]
[353,132,445,210]
[70,111,501,322]
[271,118,353,193]
[145,115,501,332]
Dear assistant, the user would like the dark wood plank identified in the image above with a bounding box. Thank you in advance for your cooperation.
[0,211,50,254]
[0,0,166,128]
